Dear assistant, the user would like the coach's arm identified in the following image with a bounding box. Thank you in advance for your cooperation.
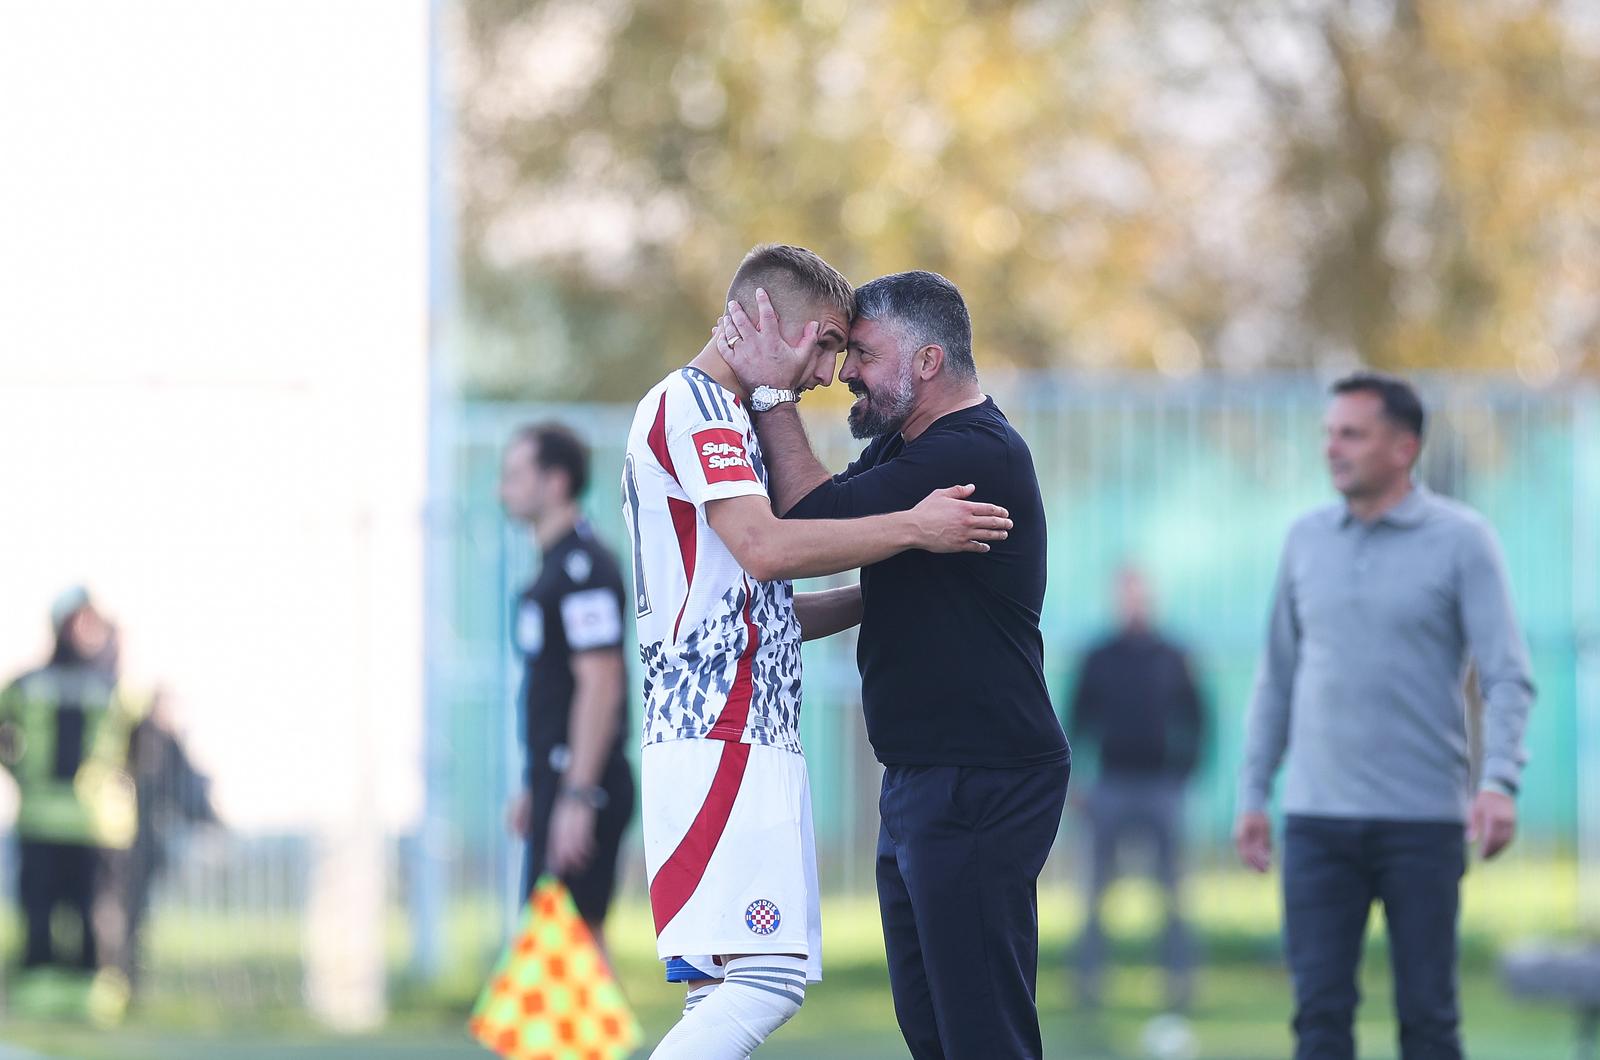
[705,487,1008,584]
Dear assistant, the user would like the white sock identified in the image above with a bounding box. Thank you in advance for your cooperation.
[649,955,808,1059]
[681,982,717,1018]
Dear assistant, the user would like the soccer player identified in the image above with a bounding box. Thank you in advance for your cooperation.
[624,244,1013,1058]
[499,423,635,950]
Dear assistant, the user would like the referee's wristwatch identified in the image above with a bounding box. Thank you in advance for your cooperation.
[749,385,799,413]
[559,784,610,810]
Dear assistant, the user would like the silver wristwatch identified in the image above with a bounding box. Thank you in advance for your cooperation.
[749,385,799,413]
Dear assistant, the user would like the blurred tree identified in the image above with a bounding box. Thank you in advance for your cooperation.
[454,0,1600,399]
[1205,0,1600,379]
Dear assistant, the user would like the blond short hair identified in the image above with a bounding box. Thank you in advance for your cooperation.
[726,243,855,324]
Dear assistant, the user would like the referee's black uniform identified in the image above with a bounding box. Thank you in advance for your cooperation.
[514,520,635,924]
[789,397,1070,1059]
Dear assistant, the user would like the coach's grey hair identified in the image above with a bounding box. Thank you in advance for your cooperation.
[852,271,977,382]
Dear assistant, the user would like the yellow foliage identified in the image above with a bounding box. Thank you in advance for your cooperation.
[456,0,1600,398]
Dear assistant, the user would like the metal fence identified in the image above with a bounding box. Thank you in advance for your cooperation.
[12,375,1585,1013]
[412,374,1600,978]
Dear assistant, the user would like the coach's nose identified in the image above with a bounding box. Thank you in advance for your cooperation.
[838,353,860,386]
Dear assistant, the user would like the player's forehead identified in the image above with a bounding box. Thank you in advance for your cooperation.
[803,298,850,352]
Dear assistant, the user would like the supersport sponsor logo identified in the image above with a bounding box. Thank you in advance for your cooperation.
[693,428,759,484]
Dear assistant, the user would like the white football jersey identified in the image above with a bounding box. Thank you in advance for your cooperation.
[621,366,804,754]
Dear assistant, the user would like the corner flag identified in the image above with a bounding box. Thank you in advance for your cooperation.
[469,877,642,1059]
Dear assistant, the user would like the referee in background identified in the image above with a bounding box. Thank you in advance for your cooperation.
[499,423,635,949]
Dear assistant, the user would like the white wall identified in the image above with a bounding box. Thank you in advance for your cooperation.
[0,1,431,832]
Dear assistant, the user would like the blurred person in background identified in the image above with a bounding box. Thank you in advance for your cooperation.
[626,245,1010,1058]
[499,422,636,952]
[717,269,1069,1060]
[1234,372,1535,1060]
[118,689,218,997]
[1068,566,1204,1014]
[0,588,145,1020]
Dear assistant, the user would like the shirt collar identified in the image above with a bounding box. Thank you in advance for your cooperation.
[541,520,587,559]
[1341,481,1430,529]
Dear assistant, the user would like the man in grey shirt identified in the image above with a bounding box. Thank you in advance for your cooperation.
[1234,372,1534,1060]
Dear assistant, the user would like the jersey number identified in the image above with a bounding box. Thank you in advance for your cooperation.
[622,454,652,617]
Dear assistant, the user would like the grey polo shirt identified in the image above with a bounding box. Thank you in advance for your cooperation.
[1239,484,1534,823]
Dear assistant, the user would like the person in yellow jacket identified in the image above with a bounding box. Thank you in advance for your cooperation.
[0,588,145,999]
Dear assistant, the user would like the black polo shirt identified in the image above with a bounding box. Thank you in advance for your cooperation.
[786,398,1069,769]
[513,522,630,779]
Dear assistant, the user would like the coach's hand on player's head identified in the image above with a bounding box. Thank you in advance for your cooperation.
[714,287,819,392]
[1468,789,1517,860]
[909,484,1011,554]
[1233,810,1273,873]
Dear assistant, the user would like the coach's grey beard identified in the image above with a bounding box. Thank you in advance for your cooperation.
[847,360,917,439]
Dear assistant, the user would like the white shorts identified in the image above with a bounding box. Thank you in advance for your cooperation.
[641,738,821,983]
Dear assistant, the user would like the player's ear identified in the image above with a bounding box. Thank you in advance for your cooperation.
[917,344,944,381]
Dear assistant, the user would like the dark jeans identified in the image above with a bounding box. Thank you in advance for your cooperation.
[1283,815,1465,1060]
[19,839,103,971]
[877,760,1070,1060]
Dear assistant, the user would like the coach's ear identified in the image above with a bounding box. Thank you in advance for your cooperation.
[916,344,945,381]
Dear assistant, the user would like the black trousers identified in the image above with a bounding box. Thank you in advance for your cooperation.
[19,838,102,971]
[1283,815,1466,1060]
[877,760,1070,1060]
[522,753,635,926]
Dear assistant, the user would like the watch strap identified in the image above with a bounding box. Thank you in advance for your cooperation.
[559,784,610,810]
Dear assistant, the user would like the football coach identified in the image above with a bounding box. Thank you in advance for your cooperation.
[716,269,1071,1059]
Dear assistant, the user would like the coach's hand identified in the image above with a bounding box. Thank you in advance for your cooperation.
[911,484,1011,553]
[548,799,597,875]
[714,287,819,392]
[1233,811,1273,873]
[1468,789,1517,860]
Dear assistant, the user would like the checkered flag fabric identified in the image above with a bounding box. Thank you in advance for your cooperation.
[469,877,642,1060]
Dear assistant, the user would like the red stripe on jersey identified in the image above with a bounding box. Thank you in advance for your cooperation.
[650,389,698,640]
[648,391,676,482]
[708,584,759,741]
[648,740,751,935]
[668,496,697,641]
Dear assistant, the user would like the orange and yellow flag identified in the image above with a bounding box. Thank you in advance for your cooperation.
[469,877,643,1060]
